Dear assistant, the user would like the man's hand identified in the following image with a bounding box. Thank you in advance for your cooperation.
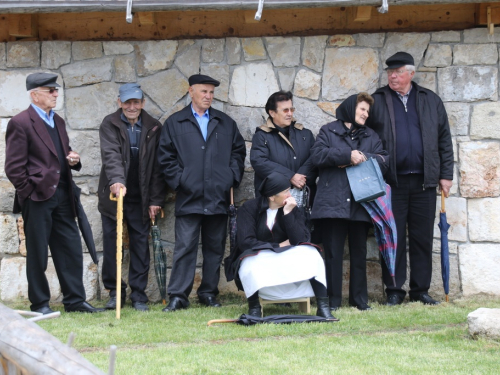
[350,150,366,166]
[438,179,453,197]
[149,205,161,220]
[290,173,306,189]
[282,196,297,215]
[110,183,127,197]
[66,151,80,167]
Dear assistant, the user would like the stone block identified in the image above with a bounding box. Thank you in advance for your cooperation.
[463,28,500,43]
[278,68,296,92]
[438,66,498,102]
[41,41,71,69]
[317,102,340,117]
[322,48,379,101]
[6,41,40,68]
[244,141,252,171]
[0,119,8,178]
[201,63,229,102]
[293,69,321,100]
[423,44,452,67]
[381,33,430,68]
[61,57,113,88]
[431,31,461,43]
[143,96,163,120]
[470,102,500,140]
[413,72,436,92]
[241,38,267,61]
[135,40,178,76]
[327,35,355,47]
[177,40,196,55]
[226,37,241,65]
[229,63,279,107]
[429,252,460,299]
[302,36,327,72]
[468,198,500,242]
[444,102,470,136]
[103,41,134,55]
[0,180,16,213]
[265,37,301,67]
[174,42,201,79]
[453,44,498,65]
[433,197,467,242]
[82,254,99,301]
[67,130,101,177]
[459,142,500,198]
[340,260,384,300]
[225,105,266,142]
[355,33,385,47]
[234,171,256,204]
[114,54,136,83]
[72,41,103,61]
[468,308,500,340]
[0,43,5,68]
[17,217,26,256]
[158,202,176,244]
[293,97,335,137]
[202,39,224,63]
[459,244,500,296]
[140,69,189,112]
[0,214,20,255]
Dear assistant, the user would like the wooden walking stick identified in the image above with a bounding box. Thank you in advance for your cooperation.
[110,188,124,319]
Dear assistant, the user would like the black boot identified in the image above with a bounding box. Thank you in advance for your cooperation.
[247,298,262,317]
[316,297,339,321]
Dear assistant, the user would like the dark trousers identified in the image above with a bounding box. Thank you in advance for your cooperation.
[384,174,436,298]
[22,186,86,311]
[101,201,150,303]
[168,214,228,302]
[321,219,370,308]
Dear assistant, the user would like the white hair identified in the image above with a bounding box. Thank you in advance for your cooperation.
[406,65,416,73]
[27,89,36,103]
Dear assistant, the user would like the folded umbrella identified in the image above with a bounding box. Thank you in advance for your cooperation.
[151,210,167,305]
[228,187,237,255]
[438,191,450,302]
[208,314,338,326]
[72,182,98,264]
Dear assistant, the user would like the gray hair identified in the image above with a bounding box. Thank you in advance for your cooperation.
[406,65,416,73]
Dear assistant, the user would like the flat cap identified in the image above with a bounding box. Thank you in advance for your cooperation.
[118,83,143,102]
[188,74,220,87]
[26,73,61,91]
[385,52,415,70]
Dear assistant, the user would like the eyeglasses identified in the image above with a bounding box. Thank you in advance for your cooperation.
[386,68,408,76]
[36,88,59,94]
[280,107,295,114]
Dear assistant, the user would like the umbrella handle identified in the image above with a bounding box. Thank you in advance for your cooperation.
[230,187,234,206]
[150,208,165,226]
[440,191,446,213]
[207,319,239,326]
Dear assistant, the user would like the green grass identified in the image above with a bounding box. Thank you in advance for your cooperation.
[6,295,500,374]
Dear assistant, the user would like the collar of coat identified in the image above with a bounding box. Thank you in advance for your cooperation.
[109,108,159,132]
[328,119,370,140]
[373,81,427,98]
[178,104,222,123]
[257,117,304,150]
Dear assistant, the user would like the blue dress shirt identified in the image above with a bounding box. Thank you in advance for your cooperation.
[31,104,55,128]
[191,105,210,141]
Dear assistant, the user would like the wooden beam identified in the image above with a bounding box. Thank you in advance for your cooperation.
[8,14,37,37]
[478,3,500,24]
[354,6,372,22]
[244,10,259,23]
[137,11,156,25]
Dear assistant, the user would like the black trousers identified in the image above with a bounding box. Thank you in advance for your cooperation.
[101,201,150,303]
[22,186,86,311]
[321,219,370,308]
[168,214,228,302]
[383,174,436,298]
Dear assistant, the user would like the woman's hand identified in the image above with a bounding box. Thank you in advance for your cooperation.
[282,196,297,215]
[279,239,291,247]
[350,150,366,166]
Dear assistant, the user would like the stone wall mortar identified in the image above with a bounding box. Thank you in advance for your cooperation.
[1,28,500,304]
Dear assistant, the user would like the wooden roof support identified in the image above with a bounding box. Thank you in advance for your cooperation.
[354,6,372,21]
[8,13,37,38]
[138,11,156,25]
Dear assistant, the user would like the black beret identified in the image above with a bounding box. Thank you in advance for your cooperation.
[385,52,415,70]
[258,172,291,197]
[188,74,220,87]
[26,72,61,90]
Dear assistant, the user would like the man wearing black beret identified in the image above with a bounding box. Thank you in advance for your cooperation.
[366,52,454,306]
[5,73,105,314]
[158,74,245,312]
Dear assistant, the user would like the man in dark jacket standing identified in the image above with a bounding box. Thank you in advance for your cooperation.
[367,52,454,306]
[158,74,245,312]
[98,83,164,312]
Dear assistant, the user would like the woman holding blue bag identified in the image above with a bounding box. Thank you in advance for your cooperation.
[310,92,389,311]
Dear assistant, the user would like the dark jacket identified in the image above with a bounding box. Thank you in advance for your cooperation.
[158,105,246,216]
[366,83,454,187]
[97,109,165,223]
[5,106,81,215]
[250,118,317,196]
[310,120,389,221]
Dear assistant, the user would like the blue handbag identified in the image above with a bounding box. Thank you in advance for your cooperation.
[346,157,386,202]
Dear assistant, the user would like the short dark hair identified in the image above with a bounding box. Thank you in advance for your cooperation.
[357,92,374,107]
[265,91,293,116]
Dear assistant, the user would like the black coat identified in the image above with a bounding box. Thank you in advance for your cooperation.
[158,105,246,216]
[250,118,317,196]
[366,83,454,187]
[310,120,389,221]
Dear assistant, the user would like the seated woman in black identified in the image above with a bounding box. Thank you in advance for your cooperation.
[226,171,336,320]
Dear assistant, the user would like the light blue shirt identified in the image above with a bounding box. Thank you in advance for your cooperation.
[31,103,55,128]
[191,105,210,141]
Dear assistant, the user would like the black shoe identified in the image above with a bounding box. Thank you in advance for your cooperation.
[162,297,189,312]
[105,296,125,310]
[199,295,222,307]
[65,301,106,313]
[316,297,339,321]
[247,298,262,317]
[386,294,404,306]
[409,293,440,305]
[132,301,149,312]
[33,306,54,315]
[355,303,372,311]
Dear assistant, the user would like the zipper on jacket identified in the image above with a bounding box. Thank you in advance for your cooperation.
[422,183,425,191]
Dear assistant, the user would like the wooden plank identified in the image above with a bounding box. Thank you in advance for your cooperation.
[354,6,372,22]
[8,14,37,37]
[478,3,500,24]
[137,11,155,25]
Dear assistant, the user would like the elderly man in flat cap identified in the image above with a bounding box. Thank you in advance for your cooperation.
[4,73,104,314]
[367,52,453,306]
[98,83,165,312]
[158,74,245,312]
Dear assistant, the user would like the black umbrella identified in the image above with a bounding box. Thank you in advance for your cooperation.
[207,314,339,326]
[151,210,167,304]
[438,191,450,302]
[72,182,98,264]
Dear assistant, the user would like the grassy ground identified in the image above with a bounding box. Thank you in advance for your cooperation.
[6,295,500,374]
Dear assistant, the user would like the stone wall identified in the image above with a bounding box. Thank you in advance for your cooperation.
[1,29,499,304]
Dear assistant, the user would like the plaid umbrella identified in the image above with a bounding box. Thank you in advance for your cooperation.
[207,314,338,326]
[360,184,397,287]
[151,210,167,304]
[438,191,450,302]
[228,187,237,254]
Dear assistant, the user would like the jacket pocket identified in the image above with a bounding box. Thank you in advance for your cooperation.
[27,167,42,176]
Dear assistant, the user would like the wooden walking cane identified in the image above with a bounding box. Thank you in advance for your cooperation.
[110,188,124,319]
